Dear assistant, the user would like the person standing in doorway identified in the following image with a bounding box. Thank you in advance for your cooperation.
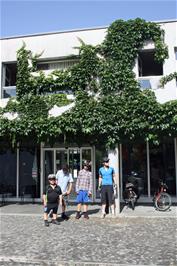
[75,161,92,219]
[56,164,73,220]
[98,157,116,218]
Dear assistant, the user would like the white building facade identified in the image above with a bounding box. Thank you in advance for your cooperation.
[0,20,177,210]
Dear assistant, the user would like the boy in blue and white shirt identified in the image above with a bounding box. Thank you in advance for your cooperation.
[56,164,73,220]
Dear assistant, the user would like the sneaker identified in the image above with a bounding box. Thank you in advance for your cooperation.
[83,212,89,219]
[44,220,49,227]
[52,219,60,225]
[101,213,106,219]
[75,212,81,219]
[61,213,69,220]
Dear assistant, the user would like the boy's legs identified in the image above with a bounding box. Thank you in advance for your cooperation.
[76,191,82,219]
[77,203,82,212]
[44,208,49,226]
[107,186,115,216]
[76,203,82,219]
[101,186,106,218]
[44,212,48,221]
[61,197,69,220]
[83,191,90,219]
[51,206,60,224]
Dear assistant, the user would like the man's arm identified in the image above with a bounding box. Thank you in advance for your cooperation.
[98,175,102,188]
[42,194,47,206]
[66,182,72,195]
[88,173,93,195]
[59,194,63,205]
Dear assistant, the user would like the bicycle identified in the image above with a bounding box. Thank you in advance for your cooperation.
[123,182,138,210]
[153,181,171,211]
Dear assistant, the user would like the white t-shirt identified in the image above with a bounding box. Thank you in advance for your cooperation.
[56,170,73,193]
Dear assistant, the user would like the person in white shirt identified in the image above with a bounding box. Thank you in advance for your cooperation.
[56,164,73,220]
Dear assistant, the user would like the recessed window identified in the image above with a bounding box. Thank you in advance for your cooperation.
[138,50,163,77]
[36,59,79,71]
[36,63,49,71]
[175,49,177,60]
[3,63,17,86]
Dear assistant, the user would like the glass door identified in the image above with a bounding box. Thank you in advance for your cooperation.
[43,147,94,201]
[44,150,54,189]
[68,148,81,200]
[56,149,68,173]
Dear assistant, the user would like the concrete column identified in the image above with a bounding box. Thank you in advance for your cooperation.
[108,146,120,215]
[40,142,44,200]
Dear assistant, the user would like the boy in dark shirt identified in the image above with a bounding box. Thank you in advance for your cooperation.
[43,174,62,226]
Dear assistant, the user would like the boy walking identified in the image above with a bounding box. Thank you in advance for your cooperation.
[75,161,92,219]
[43,174,62,226]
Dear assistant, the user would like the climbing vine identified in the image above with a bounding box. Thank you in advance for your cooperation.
[0,18,176,147]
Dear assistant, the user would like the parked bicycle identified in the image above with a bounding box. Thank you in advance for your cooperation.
[123,171,140,210]
[123,182,138,210]
[153,181,171,211]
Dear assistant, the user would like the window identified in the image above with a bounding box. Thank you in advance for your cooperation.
[175,48,177,60]
[2,63,17,98]
[138,50,163,77]
[3,63,17,86]
[37,59,79,71]
[138,79,151,89]
[36,63,49,70]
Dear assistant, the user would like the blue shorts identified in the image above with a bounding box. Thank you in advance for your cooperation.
[76,190,90,204]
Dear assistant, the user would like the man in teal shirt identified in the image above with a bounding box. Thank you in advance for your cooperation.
[99,157,116,218]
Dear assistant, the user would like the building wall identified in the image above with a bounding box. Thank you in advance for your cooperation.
[0,20,177,103]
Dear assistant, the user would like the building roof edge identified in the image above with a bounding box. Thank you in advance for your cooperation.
[0,18,176,41]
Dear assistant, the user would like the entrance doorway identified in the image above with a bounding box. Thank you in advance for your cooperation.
[43,147,94,200]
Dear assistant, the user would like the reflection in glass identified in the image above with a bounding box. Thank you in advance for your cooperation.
[19,147,40,198]
[82,149,92,170]
[95,146,107,199]
[150,139,176,195]
[122,143,147,196]
[68,149,80,200]
[0,149,17,197]
[44,150,54,189]
[56,150,67,172]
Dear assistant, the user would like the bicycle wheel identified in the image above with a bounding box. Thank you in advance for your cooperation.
[155,192,171,211]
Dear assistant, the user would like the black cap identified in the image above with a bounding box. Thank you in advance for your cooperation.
[103,157,110,163]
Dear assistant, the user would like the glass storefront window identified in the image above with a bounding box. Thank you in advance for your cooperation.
[44,150,54,188]
[19,147,40,198]
[150,139,176,195]
[68,149,80,200]
[122,143,147,196]
[56,150,67,172]
[0,148,17,197]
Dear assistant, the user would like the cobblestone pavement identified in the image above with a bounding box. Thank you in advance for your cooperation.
[0,205,176,266]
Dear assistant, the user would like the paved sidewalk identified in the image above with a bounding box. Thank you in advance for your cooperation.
[0,203,177,218]
[0,203,177,266]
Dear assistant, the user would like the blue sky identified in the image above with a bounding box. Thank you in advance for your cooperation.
[1,0,177,38]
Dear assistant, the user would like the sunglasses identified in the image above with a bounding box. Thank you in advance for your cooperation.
[49,178,56,181]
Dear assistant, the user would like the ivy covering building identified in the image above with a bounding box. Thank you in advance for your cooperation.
[0,18,177,212]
